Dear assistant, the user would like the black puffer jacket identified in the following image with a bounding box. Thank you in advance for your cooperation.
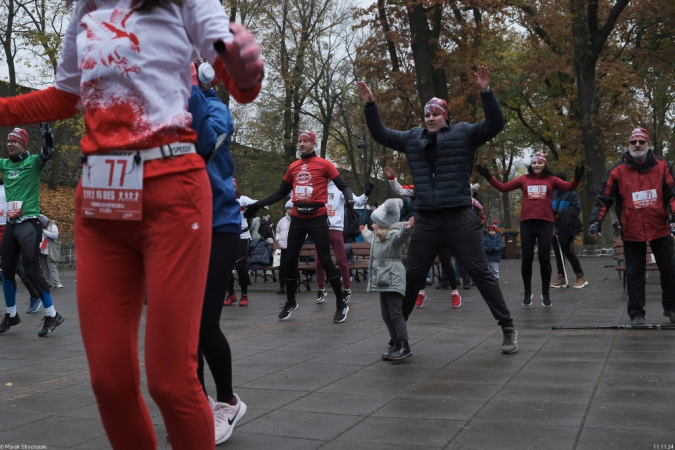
[364,90,505,210]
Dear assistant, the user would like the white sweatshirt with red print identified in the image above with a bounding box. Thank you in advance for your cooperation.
[0,0,259,170]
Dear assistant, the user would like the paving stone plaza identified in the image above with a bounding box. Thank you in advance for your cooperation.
[1,255,673,449]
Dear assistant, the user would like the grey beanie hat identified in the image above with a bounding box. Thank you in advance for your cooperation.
[371,198,403,228]
[39,214,49,226]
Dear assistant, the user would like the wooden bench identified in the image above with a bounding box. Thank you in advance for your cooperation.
[613,237,661,299]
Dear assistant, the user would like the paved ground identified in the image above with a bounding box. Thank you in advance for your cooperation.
[1,256,674,450]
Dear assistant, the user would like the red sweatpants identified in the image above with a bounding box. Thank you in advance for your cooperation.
[315,229,351,290]
[75,169,214,450]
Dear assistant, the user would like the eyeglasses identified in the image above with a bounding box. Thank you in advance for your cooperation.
[629,140,646,145]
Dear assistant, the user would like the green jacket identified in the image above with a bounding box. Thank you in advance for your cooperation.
[361,222,413,297]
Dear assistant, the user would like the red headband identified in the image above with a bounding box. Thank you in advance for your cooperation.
[424,97,448,121]
[299,131,316,145]
[8,128,29,148]
[531,152,547,165]
[629,128,649,143]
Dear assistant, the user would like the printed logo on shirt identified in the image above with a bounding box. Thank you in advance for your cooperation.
[527,185,547,199]
[326,204,335,216]
[295,164,312,184]
[632,189,658,209]
[80,9,141,78]
[6,171,20,180]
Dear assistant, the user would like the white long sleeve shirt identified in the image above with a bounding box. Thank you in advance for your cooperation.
[325,181,368,231]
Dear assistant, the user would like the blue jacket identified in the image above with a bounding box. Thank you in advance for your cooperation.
[552,190,581,216]
[483,232,504,262]
[364,90,505,210]
[188,86,239,233]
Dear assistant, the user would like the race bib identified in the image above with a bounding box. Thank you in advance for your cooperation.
[81,154,143,220]
[294,185,314,202]
[326,204,335,217]
[632,189,658,209]
[527,185,547,199]
[6,201,22,219]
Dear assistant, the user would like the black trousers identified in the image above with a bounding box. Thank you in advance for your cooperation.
[284,214,343,308]
[228,238,250,295]
[380,292,408,341]
[438,247,457,290]
[1,220,50,300]
[624,235,675,319]
[520,219,553,294]
[403,207,513,327]
[552,235,583,276]
[197,232,239,402]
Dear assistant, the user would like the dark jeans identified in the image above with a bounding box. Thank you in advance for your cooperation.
[380,292,408,341]
[552,235,583,275]
[285,214,343,308]
[197,232,239,402]
[520,219,553,294]
[624,236,675,319]
[403,207,513,327]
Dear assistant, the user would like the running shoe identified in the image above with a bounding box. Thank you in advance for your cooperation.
[56,284,64,289]
[663,310,675,324]
[501,327,519,354]
[631,316,645,326]
[522,292,533,306]
[224,294,237,306]
[278,303,298,320]
[334,304,349,323]
[238,294,249,306]
[342,289,352,303]
[451,292,462,308]
[415,291,426,308]
[541,293,552,307]
[0,313,20,333]
[210,394,247,445]
[26,297,42,314]
[38,312,64,337]
[316,289,327,304]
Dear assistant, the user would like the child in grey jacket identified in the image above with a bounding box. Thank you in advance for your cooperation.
[360,198,415,361]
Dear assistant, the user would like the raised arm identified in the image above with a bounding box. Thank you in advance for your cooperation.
[466,66,505,148]
[357,82,411,153]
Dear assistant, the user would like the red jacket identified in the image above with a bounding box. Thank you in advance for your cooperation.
[489,173,579,223]
[590,150,675,242]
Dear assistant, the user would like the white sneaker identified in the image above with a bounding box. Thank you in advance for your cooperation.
[210,394,247,445]
[56,284,64,289]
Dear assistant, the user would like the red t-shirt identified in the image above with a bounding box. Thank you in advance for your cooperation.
[489,174,579,223]
[284,155,339,219]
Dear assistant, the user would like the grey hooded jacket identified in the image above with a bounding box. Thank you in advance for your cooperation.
[361,222,413,297]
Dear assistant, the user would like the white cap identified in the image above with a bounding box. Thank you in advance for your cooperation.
[198,62,215,85]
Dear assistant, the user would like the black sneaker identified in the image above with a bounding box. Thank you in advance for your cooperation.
[663,311,675,324]
[278,303,298,320]
[631,315,645,326]
[463,278,471,290]
[342,289,352,303]
[334,304,349,323]
[522,292,533,306]
[436,281,451,290]
[38,313,64,337]
[276,287,285,295]
[501,327,519,354]
[541,293,552,307]
[316,289,327,304]
[0,313,21,333]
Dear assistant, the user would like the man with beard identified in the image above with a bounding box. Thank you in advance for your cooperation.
[590,127,675,326]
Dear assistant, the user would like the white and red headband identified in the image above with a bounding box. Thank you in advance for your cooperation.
[424,97,448,121]
[8,128,29,148]
[629,128,649,143]
[299,131,316,145]
[530,152,547,165]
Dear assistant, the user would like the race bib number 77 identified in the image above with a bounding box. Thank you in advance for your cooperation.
[81,154,143,220]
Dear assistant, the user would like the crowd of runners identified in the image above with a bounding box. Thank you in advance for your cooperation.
[0,0,674,448]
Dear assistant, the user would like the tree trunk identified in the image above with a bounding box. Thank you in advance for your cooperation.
[407,2,437,106]
[501,191,511,229]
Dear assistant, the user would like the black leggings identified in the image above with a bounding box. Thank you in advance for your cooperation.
[284,214,342,307]
[438,247,457,290]
[520,219,553,294]
[227,238,250,295]
[1,220,50,300]
[197,231,239,403]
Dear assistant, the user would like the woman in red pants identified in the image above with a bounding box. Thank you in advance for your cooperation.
[0,0,263,448]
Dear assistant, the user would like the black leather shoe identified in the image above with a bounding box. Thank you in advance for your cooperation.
[381,340,396,360]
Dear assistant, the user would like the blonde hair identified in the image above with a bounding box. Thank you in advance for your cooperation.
[374,227,389,242]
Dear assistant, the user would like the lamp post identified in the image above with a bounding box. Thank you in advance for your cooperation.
[357,139,367,191]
